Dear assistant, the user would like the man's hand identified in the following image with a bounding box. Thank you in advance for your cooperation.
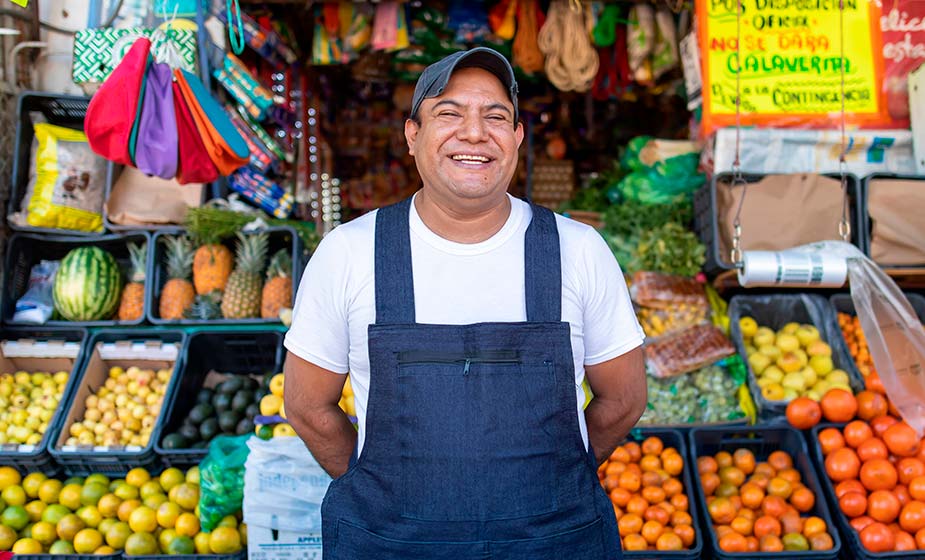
[283,351,357,478]
[584,346,647,465]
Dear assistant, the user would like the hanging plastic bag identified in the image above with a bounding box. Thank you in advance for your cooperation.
[200,434,250,532]
[173,79,219,185]
[13,261,59,324]
[134,61,179,179]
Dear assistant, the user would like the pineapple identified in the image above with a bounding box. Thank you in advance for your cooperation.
[261,249,293,319]
[221,232,269,319]
[117,241,147,321]
[159,235,196,320]
[185,292,223,320]
[193,242,233,295]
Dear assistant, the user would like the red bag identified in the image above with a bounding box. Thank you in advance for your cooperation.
[84,38,151,165]
[173,80,219,185]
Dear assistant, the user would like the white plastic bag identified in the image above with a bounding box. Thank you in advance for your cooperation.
[243,436,332,533]
[13,260,59,324]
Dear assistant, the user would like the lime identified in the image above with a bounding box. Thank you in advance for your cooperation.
[113,482,139,501]
[168,535,195,555]
[41,503,70,525]
[2,485,27,507]
[139,480,163,500]
[84,474,110,488]
[124,531,158,555]
[76,504,103,528]
[1,504,30,530]
[256,425,273,440]
[49,539,76,554]
[81,482,109,507]
[63,476,85,486]
[98,517,118,536]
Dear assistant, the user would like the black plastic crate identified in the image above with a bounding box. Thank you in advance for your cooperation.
[617,428,704,559]
[808,422,913,560]
[13,553,121,560]
[133,553,246,560]
[6,91,100,236]
[728,294,863,421]
[689,425,842,559]
[694,173,864,276]
[861,174,925,268]
[156,329,285,468]
[147,226,301,325]
[0,326,87,476]
[48,329,186,476]
[1,231,152,327]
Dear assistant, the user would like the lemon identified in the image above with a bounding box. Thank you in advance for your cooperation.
[85,474,110,488]
[56,513,86,541]
[81,482,109,507]
[143,493,168,510]
[209,526,242,554]
[184,467,200,486]
[38,479,63,504]
[31,520,57,546]
[260,394,282,416]
[2,484,26,507]
[194,532,211,554]
[0,525,17,550]
[172,483,199,512]
[174,512,199,537]
[168,535,195,554]
[156,501,181,529]
[158,527,178,552]
[104,521,131,549]
[12,537,43,554]
[59,483,83,510]
[139,480,163,500]
[25,499,46,522]
[0,465,22,490]
[98,493,122,518]
[41,503,70,525]
[217,514,238,528]
[124,531,158,555]
[269,373,285,397]
[22,472,47,499]
[125,468,151,488]
[77,505,103,528]
[159,468,185,492]
[273,423,296,437]
[94,544,116,555]
[74,528,104,554]
[98,518,118,536]
[129,506,158,533]
[113,482,140,501]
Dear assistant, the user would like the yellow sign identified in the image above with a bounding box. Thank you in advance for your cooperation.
[697,0,888,133]
[7,0,27,6]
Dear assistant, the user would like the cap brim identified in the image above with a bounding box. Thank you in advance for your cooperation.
[451,48,516,92]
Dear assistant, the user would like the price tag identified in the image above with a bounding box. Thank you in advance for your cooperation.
[17,445,35,453]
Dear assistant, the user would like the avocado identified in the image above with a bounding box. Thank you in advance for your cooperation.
[218,411,241,434]
[236,417,255,436]
[245,403,260,420]
[162,433,189,450]
[192,440,209,449]
[196,388,215,405]
[188,403,215,425]
[218,376,244,395]
[254,387,269,401]
[178,424,199,442]
[212,393,232,414]
[241,376,258,392]
[231,391,253,413]
[199,417,220,441]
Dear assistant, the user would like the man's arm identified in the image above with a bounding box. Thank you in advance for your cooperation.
[283,351,357,478]
[584,345,647,465]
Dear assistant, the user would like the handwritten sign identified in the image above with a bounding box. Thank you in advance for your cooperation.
[697,0,889,134]
[880,0,925,127]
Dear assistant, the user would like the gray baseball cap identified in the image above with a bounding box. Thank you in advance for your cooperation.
[409,47,519,123]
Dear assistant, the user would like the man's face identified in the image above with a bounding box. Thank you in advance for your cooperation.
[405,67,524,206]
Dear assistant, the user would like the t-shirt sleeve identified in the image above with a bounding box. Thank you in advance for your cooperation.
[580,228,645,365]
[284,230,351,374]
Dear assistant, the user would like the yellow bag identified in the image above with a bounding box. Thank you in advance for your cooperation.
[19,123,106,232]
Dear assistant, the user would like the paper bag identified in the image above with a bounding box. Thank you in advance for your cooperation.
[868,179,925,266]
[717,174,846,265]
[105,166,203,226]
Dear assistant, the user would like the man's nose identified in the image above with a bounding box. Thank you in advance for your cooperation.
[456,113,489,143]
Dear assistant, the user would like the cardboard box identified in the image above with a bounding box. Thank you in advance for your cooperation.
[247,525,322,560]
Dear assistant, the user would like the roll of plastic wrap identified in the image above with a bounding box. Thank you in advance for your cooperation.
[737,250,848,288]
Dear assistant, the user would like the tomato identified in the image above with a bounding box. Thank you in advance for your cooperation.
[786,397,822,430]
[856,390,889,421]
[644,505,669,526]
[858,438,890,463]
[754,463,776,479]
[839,491,868,518]
[733,449,756,475]
[860,522,896,552]
[868,490,901,523]
[836,479,866,498]
[821,388,858,423]
[899,501,925,533]
[909,476,925,501]
[791,487,815,513]
[818,428,845,456]
[826,447,861,482]
[780,511,803,535]
[871,415,899,439]
[866,370,887,394]
[894,530,917,551]
[885,422,922,458]
[850,515,875,533]
[860,458,899,491]
[894,485,911,508]
[718,532,748,553]
[768,451,793,472]
[761,496,787,518]
[758,534,784,552]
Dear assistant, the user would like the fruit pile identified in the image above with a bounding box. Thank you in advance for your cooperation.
[0,370,69,446]
[0,465,245,555]
[53,242,147,322]
[599,436,696,552]
[739,317,852,403]
[63,366,172,448]
[161,375,267,450]
[158,232,292,321]
[838,313,874,378]
[255,373,296,439]
[698,447,836,552]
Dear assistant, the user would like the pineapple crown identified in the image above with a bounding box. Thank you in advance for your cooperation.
[163,235,195,281]
[184,291,223,320]
[266,249,292,280]
[127,241,147,283]
[234,232,269,275]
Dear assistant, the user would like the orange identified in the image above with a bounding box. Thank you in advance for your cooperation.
[759,534,784,552]
[909,476,925,501]
[899,501,925,533]
[701,473,720,497]
[671,510,692,526]
[839,492,868,518]
[808,532,835,551]
[868,490,901,524]
[640,471,662,488]
[754,515,782,538]
[802,516,827,537]
[894,530,916,551]
[836,479,866,498]
[673,524,695,547]
[885,422,922,458]
[609,488,631,508]
[715,451,733,469]
[844,420,873,449]
[733,449,756,475]
[818,428,845,456]
[718,531,748,552]
[175,512,200,537]
[791,487,815,513]
[643,506,669,526]
[610,446,630,463]
[786,397,822,430]
[618,471,641,493]
[707,497,736,525]
[662,453,684,477]
[826,447,861,482]
[861,458,898,491]
[655,531,683,550]
[767,477,793,500]
[698,456,718,475]
[639,455,661,473]
[767,451,793,472]
[739,483,765,510]
[623,442,641,462]
[730,515,753,536]
[662,478,683,498]
[897,458,925,486]
[670,493,688,512]
[761,495,787,518]
[618,513,643,537]
[858,438,889,462]
[641,520,663,545]
[856,390,889,421]
[626,496,648,516]
[820,388,858,423]
[641,486,665,505]
[719,466,745,487]
[622,534,647,551]
[641,437,663,456]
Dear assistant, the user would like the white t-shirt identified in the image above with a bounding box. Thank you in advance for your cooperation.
[285,194,644,455]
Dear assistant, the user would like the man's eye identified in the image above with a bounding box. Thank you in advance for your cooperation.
[487,115,507,121]
[439,111,460,117]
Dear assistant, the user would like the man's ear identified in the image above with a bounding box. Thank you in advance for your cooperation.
[405,119,420,156]
[514,121,524,149]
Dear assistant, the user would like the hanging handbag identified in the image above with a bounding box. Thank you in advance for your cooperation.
[134,60,180,179]
[173,79,219,185]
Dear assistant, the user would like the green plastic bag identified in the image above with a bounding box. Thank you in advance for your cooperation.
[611,136,706,205]
[199,434,251,532]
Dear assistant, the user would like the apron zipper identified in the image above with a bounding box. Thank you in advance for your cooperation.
[397,350,522,377]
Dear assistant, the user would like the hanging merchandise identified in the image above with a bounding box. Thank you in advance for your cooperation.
[591,4,619,48]
[226,0,246,55]
[591,8,631,102]
[173,77,220,185]
[448,0,492,44]
[537,0,599,93]
[106,166,203,226]
[213,4,298,67]
[313,5,342,65]
[134,60,179,179]
[228,167,295,219]
[154,0,197,17]
[214,53,275,121]
[235,105,291,163]
[72,27,197,86]
[651,8,679,81]
[627,4,655,85]
[346,4,374,52]
[227,108,279,174]
[512,0,544,75]
[371,2,410,52]
[489,0,519,41]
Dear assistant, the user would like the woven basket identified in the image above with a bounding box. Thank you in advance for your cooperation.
[530,159,574,210]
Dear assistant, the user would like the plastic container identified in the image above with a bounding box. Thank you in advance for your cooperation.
[693,172,863,275]
[689,425,842,559]
[13,553,121,560]
[621,427,704,559]
[6,91,96,236]
[146,226,301,325]
[156,329,285,468]
[0,326,87,475]
[861,173,925,267]
[48,329,186,476]
[728,294,863,421]
[1,231,152,327]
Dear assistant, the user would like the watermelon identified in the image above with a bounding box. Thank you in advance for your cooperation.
[53,246,123,321]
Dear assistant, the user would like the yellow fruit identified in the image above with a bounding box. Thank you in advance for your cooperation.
[2,485,26,507]
[0,465,22,490]
[49,539,76,554]
[156,501,181,529]
[809,355,834,376]
[172,483,199,512]
[98,518,118,536]
[279,401,287,419]
[796,325,821,346]
[81,482,108,507]
[124,531,158,555]
[31,520,57,546]
[776,333,800,353]
[117,499,142,522]
[56,513,86,541]
[73,528,103,553]
[104,521,131,549]
[129,506,158,533]
[98,493,122,518]
[159,468,185,492]
[827,369,850,387]
[762,366,785,384]
[158,527,178,552]
[194,532,211,554]
[174,512,200,537]
[12,537,43,554]
[753,327,776,347]
[739,316,759,339]
[782,371,807,392]
[94,545,116,555]
[781,322,801,335]
[209,526,242,554]
[762,383,786,401]
[239,522,247,546]
[184,467,200,486]
[807,340,832,357]
[76,505,103,528]
[25,499,46,522]
[759,344,782,361]
[59,483,83,510]
[22,472,47,499]
[143,493,168,510]
[139,480,163,500]
[776,353,803,374]
[85,474,110,488]
[113,482,140,501]
[125,468,151,489]
[167,534,195,555]
[260,394,282,416]
[748,353,772,375]
[38,479,63,504]
[217,514,238,528]
[269,373,285,397]
[273,423,296,437]
[41,503,69,525]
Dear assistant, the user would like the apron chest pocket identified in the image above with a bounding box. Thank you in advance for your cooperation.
[396,353,561,522]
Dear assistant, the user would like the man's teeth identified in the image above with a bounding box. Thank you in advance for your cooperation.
[452,155,490,163]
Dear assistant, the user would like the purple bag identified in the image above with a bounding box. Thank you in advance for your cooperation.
[135,61,179,179]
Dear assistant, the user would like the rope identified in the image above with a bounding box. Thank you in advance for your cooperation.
[513,0,544,74]
[537,0,599,92]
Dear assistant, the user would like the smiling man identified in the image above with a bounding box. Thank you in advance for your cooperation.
[284,47,646,559]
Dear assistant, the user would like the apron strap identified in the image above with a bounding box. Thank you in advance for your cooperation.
[524,204,562,322]
[374,197,416,324]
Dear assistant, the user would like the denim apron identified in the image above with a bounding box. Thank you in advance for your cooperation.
[321,197,622,559]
